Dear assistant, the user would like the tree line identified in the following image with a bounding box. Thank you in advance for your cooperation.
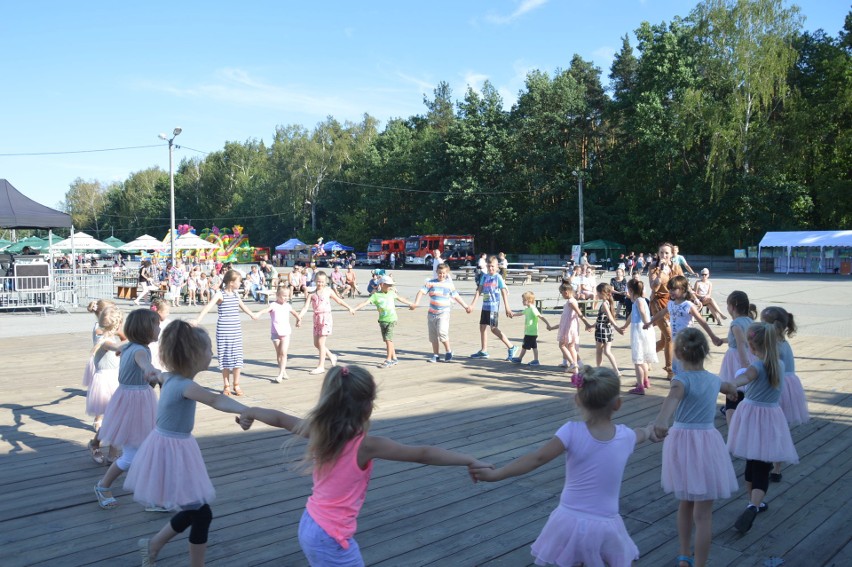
[62,0,850,255]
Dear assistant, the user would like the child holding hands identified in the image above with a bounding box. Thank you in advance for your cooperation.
[619,279,658,394]
[299,271,354,374]
[353,275,414,368]
[511,291,552,366]
[128,321,251,567]
[552,282,592,371]
[652,328,738,567]
[237,365,490,565]
[470,366,656,567]
[255,286,302,382]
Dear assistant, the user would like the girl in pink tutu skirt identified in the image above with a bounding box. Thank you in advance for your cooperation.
[722,323,799,534]
[761,306,809,483]
[653,328,738,567]
[86,307,123,465]
[82,299,119,390]
[471,366,656,567]
[237,365,489,566]
[94,308,162,510]
[128,320,250,567]
[719,291,757,426]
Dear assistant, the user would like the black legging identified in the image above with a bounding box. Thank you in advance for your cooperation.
[170,504,213,544]
[744,460,772,493]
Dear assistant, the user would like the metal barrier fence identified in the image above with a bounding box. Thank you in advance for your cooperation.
[0,268,116,313]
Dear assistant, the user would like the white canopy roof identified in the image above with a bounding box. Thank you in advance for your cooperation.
[759,230,852,248]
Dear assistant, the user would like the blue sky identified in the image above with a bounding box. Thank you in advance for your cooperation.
[1,0,847,212]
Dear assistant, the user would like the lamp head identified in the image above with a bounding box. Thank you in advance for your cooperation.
[158,133,168,140]
[173,127,182,137]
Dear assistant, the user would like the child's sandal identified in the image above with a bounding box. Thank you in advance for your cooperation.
[222,387,231,396]
[94,484,118,509]
[87,440,105,465]
[233,386,244,396]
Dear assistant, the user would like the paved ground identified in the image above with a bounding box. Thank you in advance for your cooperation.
[1,267,850,566]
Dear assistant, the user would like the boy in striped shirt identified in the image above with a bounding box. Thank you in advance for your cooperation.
[411,263,471,362]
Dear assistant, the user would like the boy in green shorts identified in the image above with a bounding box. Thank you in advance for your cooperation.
[353,275,414,368]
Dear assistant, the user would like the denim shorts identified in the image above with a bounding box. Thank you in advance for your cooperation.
[298,509,364,567]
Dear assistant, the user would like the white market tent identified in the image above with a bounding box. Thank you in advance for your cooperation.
[758,230,852,274]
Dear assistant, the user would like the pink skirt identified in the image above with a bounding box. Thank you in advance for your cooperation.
[82,358,95,388]
[125,429,215,510]
[662,427,738,501]
[313,312,333,337]
[98,386,158,448]
[779,372,809,426]
[727,401,799,464]
[719,348,754,383]
[557,321,579,347]
[85,368,119,416]
[531,505,639,567]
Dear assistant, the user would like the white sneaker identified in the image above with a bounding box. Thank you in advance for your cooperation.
[428,355,440,363]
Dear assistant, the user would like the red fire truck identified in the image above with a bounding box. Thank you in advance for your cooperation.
[365,239,383,266]
[404,234,475,269]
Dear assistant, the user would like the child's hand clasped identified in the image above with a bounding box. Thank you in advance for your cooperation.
[468,462,498,482]
[235,413,255,430]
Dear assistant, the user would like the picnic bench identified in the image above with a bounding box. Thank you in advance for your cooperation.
[116,285,137,300]
[505,270,532,285]
[455,266,476,280]
[534,297,597,316]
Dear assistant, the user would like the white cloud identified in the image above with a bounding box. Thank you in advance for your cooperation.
[593,46,616,61]
[485,0,549,25]
[461,72,489,91]
[138,68,363,118]
[395,71,437,93]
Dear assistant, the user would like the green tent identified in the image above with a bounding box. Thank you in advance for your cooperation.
[103,236,126,249]
[5,236,47,253]
[581,239,626,265]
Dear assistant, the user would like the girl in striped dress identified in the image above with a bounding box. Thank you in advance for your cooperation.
[195,270,259,396]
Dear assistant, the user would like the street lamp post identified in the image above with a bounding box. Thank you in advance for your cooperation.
[159,127,182,266]
[572,169,585,252]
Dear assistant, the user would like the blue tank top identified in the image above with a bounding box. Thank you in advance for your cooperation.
[118,343,151,386]
[672,370,721,429]
[745,359,785,405]
[778,341,796,374]
[727,316,752,349]
[93,336,120,371]
[156,373,196,435]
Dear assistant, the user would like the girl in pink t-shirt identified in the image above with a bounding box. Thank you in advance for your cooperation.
[471,366,656,567]
[256,286,302,382]
[237,365,490,565]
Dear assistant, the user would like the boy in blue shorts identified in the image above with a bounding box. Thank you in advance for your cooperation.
[411,263,471,362]
[469,257,516,360]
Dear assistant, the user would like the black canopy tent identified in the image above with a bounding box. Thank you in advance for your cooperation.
[0,179,72,229]
[1,179,73,311]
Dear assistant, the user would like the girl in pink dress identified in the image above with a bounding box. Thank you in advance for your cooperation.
[237,365,489,565]
[653,328,738,567]
[551,282,592,371]
[94,308,162,510]
[128,321,250,567]
[761,306,809,483]
[256,286,302,382]
[722,323,799,534]
[298,271,354,375]
[471,366,656,567]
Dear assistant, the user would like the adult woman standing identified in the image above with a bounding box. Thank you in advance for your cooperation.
[648,242,683,380]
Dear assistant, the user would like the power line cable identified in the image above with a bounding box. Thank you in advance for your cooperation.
[0,144,163,157]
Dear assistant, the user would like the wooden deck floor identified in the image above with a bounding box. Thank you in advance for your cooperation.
[1,272,850,566]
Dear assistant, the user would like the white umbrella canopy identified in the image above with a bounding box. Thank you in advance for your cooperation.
[119,234,169,252]
[52,231,117,251]
[169,233,218,251]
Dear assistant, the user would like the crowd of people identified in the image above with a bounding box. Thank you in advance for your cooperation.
[78,242,809,567]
